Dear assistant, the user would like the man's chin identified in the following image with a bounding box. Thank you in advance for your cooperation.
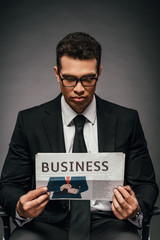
[65,97,91,113]
[70,102,88,113]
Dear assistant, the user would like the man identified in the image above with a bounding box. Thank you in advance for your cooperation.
[0,32,158,240]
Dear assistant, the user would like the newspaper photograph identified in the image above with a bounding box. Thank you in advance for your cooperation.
[36,152,125,201]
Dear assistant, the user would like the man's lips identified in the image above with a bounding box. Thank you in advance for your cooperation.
[71,96,86,102]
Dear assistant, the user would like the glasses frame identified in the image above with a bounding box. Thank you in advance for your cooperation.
[58,73,98,88]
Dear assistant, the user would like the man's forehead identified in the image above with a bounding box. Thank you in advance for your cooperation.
[59,56,97,74]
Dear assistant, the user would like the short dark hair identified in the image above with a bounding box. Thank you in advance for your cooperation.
[56,32,102,72]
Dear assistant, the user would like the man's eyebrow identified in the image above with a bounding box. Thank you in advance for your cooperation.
[61,73,97,78]
[61,74,76,78]
[81,73,97,77]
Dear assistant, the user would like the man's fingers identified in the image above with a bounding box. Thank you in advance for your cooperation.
[28,192,50,208]
[68,188,78,194]
[113,188,129,209]
[40,198,50,209]
[111,198,124,220]
[32,198,50,215]
[61,184,72,190]
[28,196,49,212]
[21,187,48,202]
[116,186,135,205]
[123,185,134,196]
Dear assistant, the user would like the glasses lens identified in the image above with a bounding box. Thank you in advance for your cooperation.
[63,78,77,87]
[81,77,96,86]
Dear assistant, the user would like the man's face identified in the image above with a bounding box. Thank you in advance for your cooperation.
[54,56,102,113]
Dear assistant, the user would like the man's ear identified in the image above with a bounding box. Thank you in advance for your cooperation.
[54,66,60,82]
[98,66,102,77]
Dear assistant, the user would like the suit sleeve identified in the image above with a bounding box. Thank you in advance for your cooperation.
[0,112,33,219]
[47,179,62,192]
[125,111,159,218]
[77,177,88,194]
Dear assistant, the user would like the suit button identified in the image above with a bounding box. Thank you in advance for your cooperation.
[64,203,69,209]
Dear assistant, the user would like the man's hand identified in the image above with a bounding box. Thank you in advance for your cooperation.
[111,185,140,220]
[68,188,78,194]
[16,187,50,219]
[60,184,72,191]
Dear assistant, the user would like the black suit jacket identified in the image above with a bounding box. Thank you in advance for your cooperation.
[0,94,158,223]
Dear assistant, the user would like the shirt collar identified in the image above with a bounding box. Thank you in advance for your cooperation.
[61,95,96,126]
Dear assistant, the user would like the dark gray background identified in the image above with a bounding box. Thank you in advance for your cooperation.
[0,0,160,238]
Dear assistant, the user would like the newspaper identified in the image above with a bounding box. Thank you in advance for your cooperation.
[36,152,125,200]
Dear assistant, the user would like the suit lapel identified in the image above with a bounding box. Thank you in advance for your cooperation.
[96,96,117,152]
[42,95,66,153]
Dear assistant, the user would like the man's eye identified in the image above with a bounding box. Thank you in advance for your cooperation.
[82,78,95,82]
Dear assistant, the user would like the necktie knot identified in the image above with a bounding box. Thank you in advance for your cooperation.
[73,115,86,128]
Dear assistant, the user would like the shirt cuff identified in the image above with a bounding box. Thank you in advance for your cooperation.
[128,211,143,228]
[15,210,33,227]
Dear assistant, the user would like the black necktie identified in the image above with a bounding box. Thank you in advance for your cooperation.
[69,115,90,240]
[72,115,87,153]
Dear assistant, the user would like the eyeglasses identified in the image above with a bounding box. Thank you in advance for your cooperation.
[58,73,98,87]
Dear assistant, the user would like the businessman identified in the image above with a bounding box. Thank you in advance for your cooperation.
[0,32,158,240]
[47,176,88,199]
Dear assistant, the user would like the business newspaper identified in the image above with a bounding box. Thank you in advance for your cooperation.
[36,152,125,200]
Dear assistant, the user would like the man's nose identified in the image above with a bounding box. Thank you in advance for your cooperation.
[73,81,85,93]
